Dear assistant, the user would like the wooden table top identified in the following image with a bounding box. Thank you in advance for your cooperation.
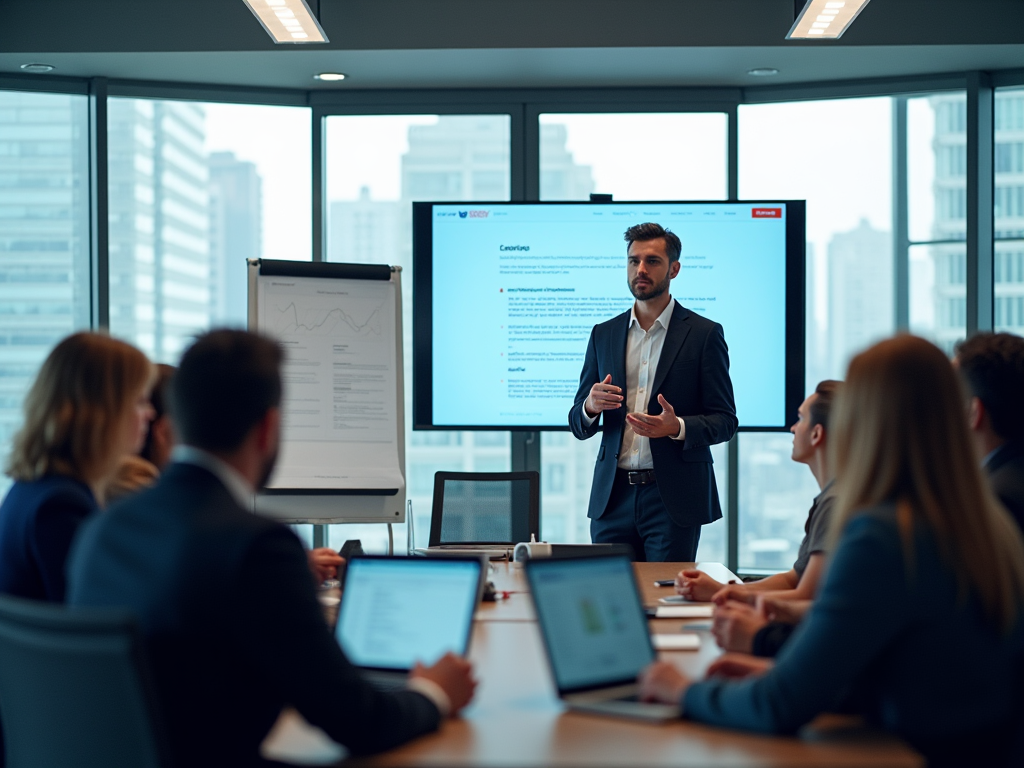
[264,562,923,768]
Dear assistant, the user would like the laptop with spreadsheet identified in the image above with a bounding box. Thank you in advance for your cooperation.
[335,556,484,687]
[525,555,680,721]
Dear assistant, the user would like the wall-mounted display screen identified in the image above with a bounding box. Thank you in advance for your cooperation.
[414,201,805,430]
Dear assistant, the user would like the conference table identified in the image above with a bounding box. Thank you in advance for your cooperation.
[263,561,923,767]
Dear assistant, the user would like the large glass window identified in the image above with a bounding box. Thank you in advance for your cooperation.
[538,112,730,561]
[908,93,967,350]
[995,87,1024,335]
[738,97,893,571]
[325,114,512,550]
[107,100,311,363]
[737,432,821,573]
[0,90,91,495]
[538,113,728,201]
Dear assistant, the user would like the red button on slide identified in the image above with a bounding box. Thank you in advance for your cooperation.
[751,208,782,218]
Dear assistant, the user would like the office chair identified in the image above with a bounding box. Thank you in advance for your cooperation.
[0,594,170,768]
[428,471,540,547]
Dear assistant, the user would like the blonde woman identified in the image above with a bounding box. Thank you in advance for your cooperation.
[639,336,1024,766]
[0,332,153,602]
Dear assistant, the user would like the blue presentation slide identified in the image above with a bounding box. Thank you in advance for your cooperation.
[431,203,788,428]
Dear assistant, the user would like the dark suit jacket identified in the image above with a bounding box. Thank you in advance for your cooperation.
[988,440,1024,534]
[685,503,1024,765]
[67,463,440,768]
[568,303,738,527]
[0,475,97,602]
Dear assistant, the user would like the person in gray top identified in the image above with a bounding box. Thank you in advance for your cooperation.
[675,381,842,654]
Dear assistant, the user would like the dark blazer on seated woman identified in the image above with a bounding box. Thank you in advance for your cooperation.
[684,503,1024,762]
[0,475,98,602]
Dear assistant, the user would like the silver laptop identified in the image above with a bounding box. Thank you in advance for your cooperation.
[335,555,484,688]
[525,555,681,722]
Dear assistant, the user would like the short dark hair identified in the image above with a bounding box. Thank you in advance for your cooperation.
[809,379,843,431]
[955,332,1024,441]
[624,222,681,262]
[171,329,284,453]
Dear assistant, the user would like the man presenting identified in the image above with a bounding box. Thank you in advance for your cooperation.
[569,223,737,561]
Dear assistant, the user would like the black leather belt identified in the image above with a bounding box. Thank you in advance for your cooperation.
[625,469,656,486]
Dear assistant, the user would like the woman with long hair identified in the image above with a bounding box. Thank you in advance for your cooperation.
[640,335,1024,765]
[0,332,153,602]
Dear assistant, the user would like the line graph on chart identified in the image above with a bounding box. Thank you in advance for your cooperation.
[267,295,387,339]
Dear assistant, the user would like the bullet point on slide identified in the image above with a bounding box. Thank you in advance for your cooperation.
[499,288,504,292]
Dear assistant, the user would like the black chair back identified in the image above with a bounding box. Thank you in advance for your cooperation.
[0,594,169,768]
[428,471,540,547]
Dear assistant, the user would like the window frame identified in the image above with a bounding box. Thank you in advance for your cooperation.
[2,65,1023,571]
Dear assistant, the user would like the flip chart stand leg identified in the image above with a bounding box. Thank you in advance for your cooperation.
[387,524,394,556]
[313,524,327,549]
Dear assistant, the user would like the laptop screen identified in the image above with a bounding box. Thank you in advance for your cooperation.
[526,556,655,693]
[336,557,482,672]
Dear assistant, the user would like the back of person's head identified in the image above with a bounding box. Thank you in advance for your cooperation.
[139,363,175,466]
[623,222,682,263]
[5,332,153,485]
[830,334,1024,631]
[171,330,283,454]
[808,379,842,433]
[955,332,1024,442]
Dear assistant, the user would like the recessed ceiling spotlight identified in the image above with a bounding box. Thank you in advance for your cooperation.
[20,63,55,73]
[747,68,780,77]
[241,0,328,44]
[314,72,347,82]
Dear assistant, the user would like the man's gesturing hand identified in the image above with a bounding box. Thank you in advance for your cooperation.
[626,394,682,439]
[584,374,623,418]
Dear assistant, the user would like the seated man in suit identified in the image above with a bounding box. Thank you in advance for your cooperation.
[955,332,1024,532]
[68,330,475,768]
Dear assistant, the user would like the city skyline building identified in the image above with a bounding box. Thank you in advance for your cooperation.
[108,99,213,362]
[209,150,262,325]
[930,91,1024,348]
[0,92,90,492]
[826,218,894,377]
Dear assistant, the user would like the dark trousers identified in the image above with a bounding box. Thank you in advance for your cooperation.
[590,470,701,562]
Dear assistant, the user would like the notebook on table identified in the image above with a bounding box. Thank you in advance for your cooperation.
[335,555,485,688]
[524,554,681,722]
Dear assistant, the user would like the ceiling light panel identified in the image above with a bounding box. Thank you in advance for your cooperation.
[787,0,871,40]
[242,0,328,44]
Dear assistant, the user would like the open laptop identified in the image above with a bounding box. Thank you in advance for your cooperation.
[524,554,681,722]
[335,555,484,688]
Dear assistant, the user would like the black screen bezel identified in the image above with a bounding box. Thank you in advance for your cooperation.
[413,200,806,432]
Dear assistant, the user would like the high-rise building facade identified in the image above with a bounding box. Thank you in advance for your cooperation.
[209,150,262,325]
[0,92,90,490]
[108,99,213,362]
[827,218,894,376]
[931,92,1024,347]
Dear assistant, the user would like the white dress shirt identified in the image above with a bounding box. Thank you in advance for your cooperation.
[583,298,686,470]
